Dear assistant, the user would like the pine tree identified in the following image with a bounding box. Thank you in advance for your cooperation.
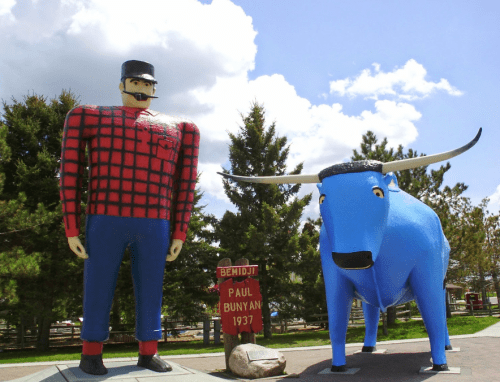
[218,101,311,338]
[351,131,468,324]
[0,91,83,350]
[162,185,220,322]
[294,218,327,324]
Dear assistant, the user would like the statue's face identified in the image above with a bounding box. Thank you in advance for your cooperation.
[119,78,156,108]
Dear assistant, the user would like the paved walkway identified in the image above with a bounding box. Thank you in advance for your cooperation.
[1,321,499,382]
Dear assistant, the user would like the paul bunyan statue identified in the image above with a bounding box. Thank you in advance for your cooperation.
[60,60,200,375]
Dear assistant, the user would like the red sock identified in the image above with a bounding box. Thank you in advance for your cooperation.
[82,341,103,355]
[139,340,158,356]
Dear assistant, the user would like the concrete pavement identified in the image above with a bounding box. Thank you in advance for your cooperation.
[1,320,500,382]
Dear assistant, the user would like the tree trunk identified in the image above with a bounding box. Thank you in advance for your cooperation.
[260,262,272,339]
[481,287,488,305]
[36,300,53,351]
[446,291,452,318]
[479,268,487,305]
[491,271,500,307]
[386,306,396,325]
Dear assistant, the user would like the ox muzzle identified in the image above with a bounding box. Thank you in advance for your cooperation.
[332,251,374,269]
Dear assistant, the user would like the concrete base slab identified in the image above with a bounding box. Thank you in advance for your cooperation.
[318,368,360,375]
[9,360,227,382]
[447,347,461,352]
[9,366,66,382]
[419,366,461,374]
[353,349,387,354]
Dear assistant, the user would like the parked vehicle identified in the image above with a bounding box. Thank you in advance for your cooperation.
[465,292,483,310]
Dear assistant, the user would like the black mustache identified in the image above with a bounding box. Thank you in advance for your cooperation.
[122,90,158,101]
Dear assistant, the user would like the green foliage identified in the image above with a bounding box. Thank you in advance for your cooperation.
[0,91,83,350]
[218,101,312,338]
[293,218,327,322]
[162,185,220,322]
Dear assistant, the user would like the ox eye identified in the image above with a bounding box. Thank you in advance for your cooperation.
[372,187,384,198]
[319,195,325,204]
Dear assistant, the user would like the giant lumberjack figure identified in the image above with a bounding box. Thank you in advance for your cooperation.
[60,60,200,375]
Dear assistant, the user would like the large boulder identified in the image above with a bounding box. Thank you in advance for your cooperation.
[228,343,286,379]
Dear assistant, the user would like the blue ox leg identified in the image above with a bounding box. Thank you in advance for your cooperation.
[409,269,448,371]
[324,272,354,372]
[362,302,380,352]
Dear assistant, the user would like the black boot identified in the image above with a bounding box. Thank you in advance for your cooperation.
[331,365,347,372]
[137,353,172,372]
[79,354,108,375]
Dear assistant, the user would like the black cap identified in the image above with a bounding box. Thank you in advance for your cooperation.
[121,60,157,84]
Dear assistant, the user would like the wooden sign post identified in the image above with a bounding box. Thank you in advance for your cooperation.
[217,258,263,370]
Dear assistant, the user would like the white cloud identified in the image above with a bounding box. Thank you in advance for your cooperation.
[0,0,460,216]
[0,0,16,21]
[0,0,15,15]
[198,162,229,203]
[192,73,421,185]
[66,0,255,74]
[329,59,463,100]
[488,185,500,212]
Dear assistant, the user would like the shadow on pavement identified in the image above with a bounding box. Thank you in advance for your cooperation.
[300,350,438,382]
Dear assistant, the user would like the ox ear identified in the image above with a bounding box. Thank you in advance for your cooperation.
[384,172,400,192]
[317,183,322,192]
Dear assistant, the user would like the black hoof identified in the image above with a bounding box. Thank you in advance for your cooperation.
[138,353,172,372]
[445,345,453,350]
[362,346,377,352]
[79,354,108,375]
[432,363,449,371]
[331,365,347,372]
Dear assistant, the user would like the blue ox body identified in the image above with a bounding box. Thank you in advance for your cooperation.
[218,128,481,372]
[317,161,450,371]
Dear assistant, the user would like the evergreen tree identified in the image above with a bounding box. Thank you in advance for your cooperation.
[351,131,468,324]
[0,92,83,350]
[294,218,327,324]
[162,185,220,322]
[218,101,311,338]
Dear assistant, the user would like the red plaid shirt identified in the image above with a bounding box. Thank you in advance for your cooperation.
[60,105,200,241]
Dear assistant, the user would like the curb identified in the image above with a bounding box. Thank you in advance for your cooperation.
[1,321,499,369]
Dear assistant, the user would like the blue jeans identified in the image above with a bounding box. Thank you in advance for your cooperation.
[81,215,170,342]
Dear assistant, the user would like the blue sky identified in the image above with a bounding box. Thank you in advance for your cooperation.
[1,0,499,219]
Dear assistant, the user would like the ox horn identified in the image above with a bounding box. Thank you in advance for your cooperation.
[218,128,482,184]
[381,128,482,174]
[217,172,320,184]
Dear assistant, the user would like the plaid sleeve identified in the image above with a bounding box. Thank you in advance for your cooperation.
[60,106,87,237]
[171,122,200,242]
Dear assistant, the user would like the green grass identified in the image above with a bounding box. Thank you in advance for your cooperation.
[0,316,498,364]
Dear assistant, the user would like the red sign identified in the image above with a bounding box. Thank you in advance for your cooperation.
[219,278,263,335]
[217,265,258,278]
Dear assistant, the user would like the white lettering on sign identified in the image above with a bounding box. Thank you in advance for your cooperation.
[228,287,253,298]
[217,266,258,278]
[224,302,253,312]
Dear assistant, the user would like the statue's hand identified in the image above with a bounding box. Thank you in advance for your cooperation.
[68,236,88,259]
[167,239,183,262]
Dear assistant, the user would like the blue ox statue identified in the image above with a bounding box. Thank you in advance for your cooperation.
[219,128,482,372]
